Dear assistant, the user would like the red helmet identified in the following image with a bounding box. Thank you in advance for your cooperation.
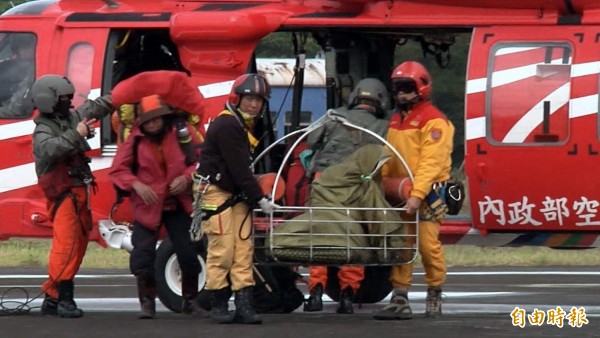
[228,73,271,108]
[391,61,432,99]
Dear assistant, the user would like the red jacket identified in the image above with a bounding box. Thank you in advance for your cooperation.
[110,126,196,230]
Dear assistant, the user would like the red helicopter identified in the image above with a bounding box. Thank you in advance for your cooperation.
[1,0,599,311]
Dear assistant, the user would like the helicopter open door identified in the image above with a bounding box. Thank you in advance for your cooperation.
[466,26,600,232]
[51,25,110,159]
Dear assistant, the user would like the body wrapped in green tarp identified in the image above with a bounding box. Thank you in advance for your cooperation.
[267,144,409,265]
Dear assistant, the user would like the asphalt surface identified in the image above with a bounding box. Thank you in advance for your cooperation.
[0,266,599,338]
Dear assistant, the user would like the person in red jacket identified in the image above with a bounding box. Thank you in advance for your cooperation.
[110,94,207,319]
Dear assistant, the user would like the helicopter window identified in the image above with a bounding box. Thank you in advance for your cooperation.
[487,43,571,145]
[66,43,94,109]
[0,32,36,119]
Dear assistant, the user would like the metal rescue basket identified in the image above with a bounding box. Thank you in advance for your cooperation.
[251,110,419,266]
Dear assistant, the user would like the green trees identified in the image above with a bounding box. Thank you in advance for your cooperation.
[393,34,470,167]
[1,0,31,14]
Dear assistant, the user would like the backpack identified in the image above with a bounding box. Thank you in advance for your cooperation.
[442,178,465,215]
[113,104,204,145]
[252,265,304,313]
[112,104,201,203]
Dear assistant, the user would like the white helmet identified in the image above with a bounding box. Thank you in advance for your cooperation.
[31,75,75,113]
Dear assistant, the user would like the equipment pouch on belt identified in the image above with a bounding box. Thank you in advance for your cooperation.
[190,173,210,242]
[38,164,72,201]
[441,178,465,216]
[421,187,448,222]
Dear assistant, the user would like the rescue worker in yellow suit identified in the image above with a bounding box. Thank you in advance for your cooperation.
[373,61,454,320]
[196,73,278,324]
[32,75,113,318]
[303,78,390,314]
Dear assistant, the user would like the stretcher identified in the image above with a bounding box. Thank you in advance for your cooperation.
[251,111,419,266]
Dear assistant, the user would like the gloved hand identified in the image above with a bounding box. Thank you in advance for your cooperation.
[258,197,280,214]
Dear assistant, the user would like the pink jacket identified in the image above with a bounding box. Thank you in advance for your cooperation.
[110,126,196,230]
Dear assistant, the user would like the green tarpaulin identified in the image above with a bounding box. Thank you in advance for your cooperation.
[267,144,410,265]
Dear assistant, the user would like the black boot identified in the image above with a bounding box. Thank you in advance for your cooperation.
[136,272,156,319]
[181,276,209,317]
[234,286,262,324]
[336,286,354,314]
[303,283,323,312]
[208,288,235,324]
[57,280,83,318]
[41,293,58,316]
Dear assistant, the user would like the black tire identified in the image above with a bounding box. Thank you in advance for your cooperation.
[155,237,210,313]
[324,266,392,303]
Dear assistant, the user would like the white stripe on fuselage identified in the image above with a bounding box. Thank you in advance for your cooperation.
[1,58,599,192]
[0,156,113,193]
[0,81,233,193]
[465,61,600,140]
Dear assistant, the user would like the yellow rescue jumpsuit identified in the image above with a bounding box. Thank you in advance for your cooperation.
[382,100,454,289]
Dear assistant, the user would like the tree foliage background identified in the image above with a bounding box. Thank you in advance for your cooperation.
[1,0,30,13]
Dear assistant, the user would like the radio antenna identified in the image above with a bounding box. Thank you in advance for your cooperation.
[102,0,120,8]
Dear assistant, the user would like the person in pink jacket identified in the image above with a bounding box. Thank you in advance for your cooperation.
[110,94,206,319]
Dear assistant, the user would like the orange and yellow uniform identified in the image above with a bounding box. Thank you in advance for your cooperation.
[383,100,454,289]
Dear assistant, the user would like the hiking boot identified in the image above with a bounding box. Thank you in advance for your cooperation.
[234,287,262,324]
[336,287,354,314]
[303,283,323,312]
[138,296,156,319]
[41,293,58,316]
[208,288,235,324]
[181,276,209,317]
[425,288,442,318]
[373,289,412,320]
[57,280,84,318]
[182,295,210,317]
[136,271,156,319]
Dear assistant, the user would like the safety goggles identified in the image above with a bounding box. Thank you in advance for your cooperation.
[392,79,417,94]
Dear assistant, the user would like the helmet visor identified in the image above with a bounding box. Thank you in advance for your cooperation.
[393,78,417,94]
[58,94,74,101]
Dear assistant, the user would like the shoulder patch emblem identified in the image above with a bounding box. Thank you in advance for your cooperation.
[409,120,419,127]
[431,128,442,141]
